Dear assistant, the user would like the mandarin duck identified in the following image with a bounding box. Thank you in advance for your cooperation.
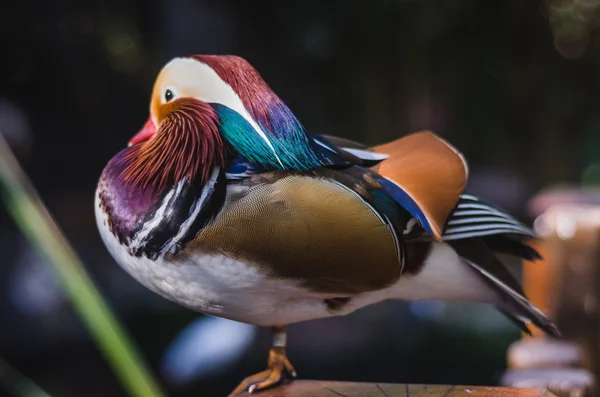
[95,55,559,396]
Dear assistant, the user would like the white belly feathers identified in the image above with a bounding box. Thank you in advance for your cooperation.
[95,191,339,325]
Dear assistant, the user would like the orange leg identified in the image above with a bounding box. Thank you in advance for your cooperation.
[228,326,297,396]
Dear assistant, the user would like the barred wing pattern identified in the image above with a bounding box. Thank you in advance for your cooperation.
[443,194,535,240]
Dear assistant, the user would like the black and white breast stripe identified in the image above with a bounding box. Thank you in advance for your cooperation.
[442,194,535,240]
[128,167,226,260]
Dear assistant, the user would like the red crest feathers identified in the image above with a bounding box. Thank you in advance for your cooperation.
[191,55,281,135]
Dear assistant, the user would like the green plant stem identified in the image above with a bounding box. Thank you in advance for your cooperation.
[0,131,165,397]
[0,358,53,397]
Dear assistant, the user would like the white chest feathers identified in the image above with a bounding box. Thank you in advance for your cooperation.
[95,189,494,326]
[95,192,346,325]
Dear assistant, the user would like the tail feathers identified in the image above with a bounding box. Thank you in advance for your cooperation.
[482,235,542,262]
[498,308,533,336]
[450,239,560,337]
[464,258,560,337]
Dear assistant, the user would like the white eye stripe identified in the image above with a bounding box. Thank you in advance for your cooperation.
[160,57,284,168]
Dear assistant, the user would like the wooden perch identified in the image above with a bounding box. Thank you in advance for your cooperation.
[238,381,555,397]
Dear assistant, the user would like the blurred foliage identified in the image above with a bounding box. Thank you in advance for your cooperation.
[0,358,52,397]
[0,132,165,397]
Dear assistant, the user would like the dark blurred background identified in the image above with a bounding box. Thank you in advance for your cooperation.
[0,0,598,396]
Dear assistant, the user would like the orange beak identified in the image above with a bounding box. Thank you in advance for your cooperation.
[128,117,156,146]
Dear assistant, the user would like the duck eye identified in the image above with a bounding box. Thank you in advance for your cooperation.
[164,89,174,103]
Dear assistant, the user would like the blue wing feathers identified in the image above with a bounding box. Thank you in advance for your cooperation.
[224,131,389,179]
[376,177,435,236]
